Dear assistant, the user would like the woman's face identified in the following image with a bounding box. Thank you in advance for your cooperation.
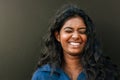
[55,17,87,56]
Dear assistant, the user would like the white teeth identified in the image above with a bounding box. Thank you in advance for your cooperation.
[70,42,80,46]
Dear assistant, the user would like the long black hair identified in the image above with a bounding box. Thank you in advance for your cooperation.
[37,4,119,80]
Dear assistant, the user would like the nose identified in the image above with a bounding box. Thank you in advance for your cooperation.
[72,31,80,40]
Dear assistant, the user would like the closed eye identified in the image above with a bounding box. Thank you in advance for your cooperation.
[78,28,86,34]
[64,27,73,33]
[65,29,73,33]
[63,27,86,34]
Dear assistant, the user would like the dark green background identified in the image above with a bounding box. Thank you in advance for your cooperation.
[0,0,120,80]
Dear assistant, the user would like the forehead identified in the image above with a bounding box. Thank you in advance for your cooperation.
[62,16,86,28]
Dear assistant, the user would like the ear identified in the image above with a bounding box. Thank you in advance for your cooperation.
[54,31,60,42]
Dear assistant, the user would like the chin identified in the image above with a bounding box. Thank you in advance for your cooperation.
[69,51,82,56]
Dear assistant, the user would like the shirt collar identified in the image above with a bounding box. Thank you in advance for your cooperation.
[39,64,86,79]
[39,64,62,74]
[39,64,86,73]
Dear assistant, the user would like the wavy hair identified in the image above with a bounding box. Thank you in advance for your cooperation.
[37,4,119,80]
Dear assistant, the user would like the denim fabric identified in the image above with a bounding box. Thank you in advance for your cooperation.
[32,64,86,80]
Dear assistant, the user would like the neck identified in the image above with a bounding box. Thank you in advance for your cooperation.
[62,54,83,80]
[62,53,83,71]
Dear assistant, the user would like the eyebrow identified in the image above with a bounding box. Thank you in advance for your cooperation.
[63,27,86,30]
[63,27,72,30]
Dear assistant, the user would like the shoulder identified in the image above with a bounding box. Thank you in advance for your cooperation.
[31,64,59,80]
[31,64,50,80]
[31,69,43,80]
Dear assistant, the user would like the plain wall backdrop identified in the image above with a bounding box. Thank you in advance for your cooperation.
[0,0,120,80]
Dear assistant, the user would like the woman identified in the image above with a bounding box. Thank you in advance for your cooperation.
[32,5,119,80]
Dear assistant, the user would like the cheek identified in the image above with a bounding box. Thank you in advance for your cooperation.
[81,35,87,43]
[59,33,70,43]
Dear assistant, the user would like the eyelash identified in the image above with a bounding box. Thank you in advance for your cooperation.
[78,30,86,34]
[65,30,72,33]
[65,30,86,34]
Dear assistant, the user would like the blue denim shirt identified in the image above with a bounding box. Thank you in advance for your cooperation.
[32,64,86,80]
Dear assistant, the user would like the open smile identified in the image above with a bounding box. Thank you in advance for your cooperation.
[69,42,81,48]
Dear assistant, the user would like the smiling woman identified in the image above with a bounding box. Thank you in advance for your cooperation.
[55,17,87,56]
[32,4,119,80]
